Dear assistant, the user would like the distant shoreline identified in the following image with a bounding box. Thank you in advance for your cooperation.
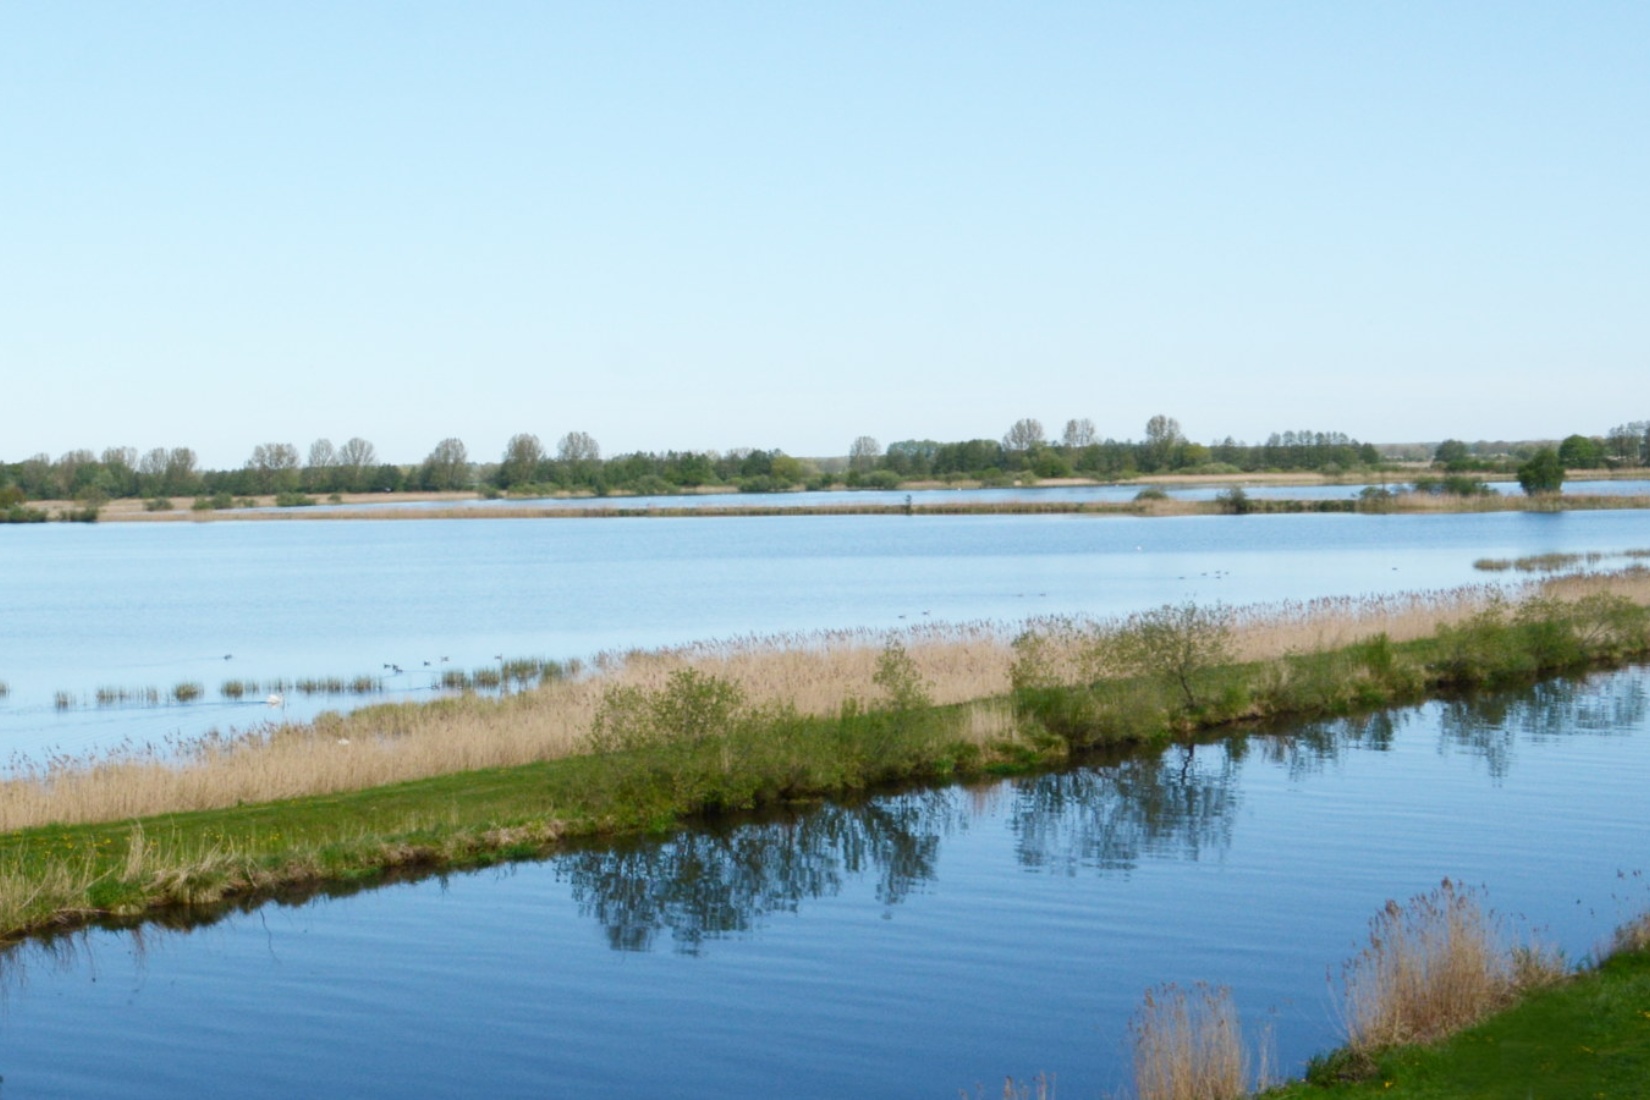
[24,468,1650,523]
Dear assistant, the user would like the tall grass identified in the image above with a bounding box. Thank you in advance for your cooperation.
[1340,879,1563,1051]
[1130,983,1263,1100]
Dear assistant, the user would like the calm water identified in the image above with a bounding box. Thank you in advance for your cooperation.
[3,509,1650,759]
[3,668,1647,1097]
[251,477,1650,514]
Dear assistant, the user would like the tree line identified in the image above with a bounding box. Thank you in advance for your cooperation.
[3,415,1645,507]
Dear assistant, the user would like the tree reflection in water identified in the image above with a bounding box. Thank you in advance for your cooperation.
[1438,672,1647,780]
[555,748,1250,950]
[555,790,963,953]
[1253,710,1407,780]
[1007,748,1240,874]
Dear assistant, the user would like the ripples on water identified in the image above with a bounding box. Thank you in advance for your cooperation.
[3,668,1647,1098]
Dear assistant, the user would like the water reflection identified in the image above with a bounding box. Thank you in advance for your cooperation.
[1007,749,1240,874]
[1253,710,1408,779]
[1438,674,1646,779]
[550,670,1649,952]
[556,791,963,953]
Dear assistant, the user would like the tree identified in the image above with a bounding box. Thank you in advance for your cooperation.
[1062,418,1096,450]
[99,446,138,497]
[164,447,201,496]
[304,438,337,492]
[498,433,544,488]
[1433,439,1470,466]
[848,435,881,473]
[247,442,300,493]
[419,438,471,491]
[1556,434,1603,470]
[1144,414,1182,448]
[1096,601,1234,711]
[557,431,601,464]
[1516,448,1564,495]
[1002,418,1046,453]
[1142,414,1185,471]
[335,437,377,491]
[1605,421,1648,465]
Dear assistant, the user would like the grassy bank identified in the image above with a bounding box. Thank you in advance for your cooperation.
[1,569,1648,943]
[1260,938,1650,1098]
[1123,885,1649,1100]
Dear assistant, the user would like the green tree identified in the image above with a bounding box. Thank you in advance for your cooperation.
[1433,439,1470,466]
[1141,414,1185,472]
[247,442,300,494]
[498,433,544,489]
[1517,448,1565,495]
[418,438,472,491]
[1096,601,1234,711]
[1556,434,1603,470]
[848,435,881,473]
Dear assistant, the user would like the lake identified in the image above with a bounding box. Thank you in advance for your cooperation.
[2,667,1646,1097]
[3,508,1649,760]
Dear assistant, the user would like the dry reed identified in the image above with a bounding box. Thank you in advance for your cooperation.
[1130,982,1260,1100]
[1607,911,1650,958]
[1340,879,1563,1051]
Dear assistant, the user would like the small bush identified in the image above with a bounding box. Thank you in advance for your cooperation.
[590,669,745,753]
[1214,487,1252,515]
[274,491,318,508]
[143,497,174,512]
[873,641,932,711]
[1095,602,1234,713]
[172,682,204,703]
[1134,487,1169,502]
[192,492,234,512]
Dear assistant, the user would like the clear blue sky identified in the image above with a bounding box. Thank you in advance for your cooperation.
[3,2,1645,468]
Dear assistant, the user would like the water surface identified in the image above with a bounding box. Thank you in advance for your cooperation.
[4,508,1648,759]
[3,668,1646,1097]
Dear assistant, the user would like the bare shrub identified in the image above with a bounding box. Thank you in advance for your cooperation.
[1130,982,1258,1100]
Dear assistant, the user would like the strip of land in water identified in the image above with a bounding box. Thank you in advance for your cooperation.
[2,568,1647,948]
[39,487,1650,521]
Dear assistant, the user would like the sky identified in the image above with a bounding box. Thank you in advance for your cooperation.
[3,2,1646,469]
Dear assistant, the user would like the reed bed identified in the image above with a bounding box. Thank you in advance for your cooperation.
[1339,880,1565,1052]
[2,572,1648,835]
[1130,983,1262,1100]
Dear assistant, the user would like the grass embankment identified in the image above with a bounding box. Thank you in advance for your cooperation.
[2,570,1649,943]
